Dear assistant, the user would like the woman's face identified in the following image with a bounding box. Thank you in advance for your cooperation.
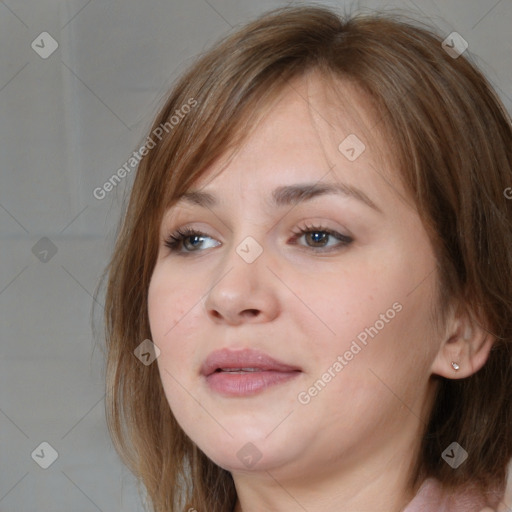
[148,74,443,483]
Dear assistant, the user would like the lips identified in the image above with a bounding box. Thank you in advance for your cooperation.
[201,348,301,397]
[201,348,300,376]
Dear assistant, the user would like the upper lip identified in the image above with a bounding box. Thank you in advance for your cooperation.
[201,348,301,376]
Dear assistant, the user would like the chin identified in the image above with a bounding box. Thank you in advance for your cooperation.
[189,425,303,475]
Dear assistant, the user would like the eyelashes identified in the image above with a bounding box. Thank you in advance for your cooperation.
[289,223,353,251]
[164,224,353,255]
[165,227,220,252]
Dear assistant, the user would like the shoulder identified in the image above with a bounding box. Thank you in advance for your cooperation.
[403,477,504,512]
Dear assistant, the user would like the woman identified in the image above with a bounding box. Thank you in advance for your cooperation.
[102,5,512,511]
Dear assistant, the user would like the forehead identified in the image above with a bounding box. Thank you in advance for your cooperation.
[177,72,407,212]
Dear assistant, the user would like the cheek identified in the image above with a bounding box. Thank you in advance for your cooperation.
[147,264,202,368]
[294,250,438,378]
[285,258,399,347]
[324,288,438,417]
[147,267,207,428]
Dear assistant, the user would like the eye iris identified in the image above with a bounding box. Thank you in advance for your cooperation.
[307,231,328,246]
[184,235,203,250]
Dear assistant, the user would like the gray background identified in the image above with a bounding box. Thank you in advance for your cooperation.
[0,0,510,510]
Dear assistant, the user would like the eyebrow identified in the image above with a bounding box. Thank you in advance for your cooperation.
[175,182,382,214]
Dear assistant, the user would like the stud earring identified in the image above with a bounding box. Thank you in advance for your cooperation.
[451,361,460,371]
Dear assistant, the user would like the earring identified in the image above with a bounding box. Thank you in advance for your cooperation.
[451,361,460,371]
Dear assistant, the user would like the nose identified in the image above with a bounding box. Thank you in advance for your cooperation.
[203,240,281,326]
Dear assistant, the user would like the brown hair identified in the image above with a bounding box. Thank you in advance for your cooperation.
[101,5,512,511]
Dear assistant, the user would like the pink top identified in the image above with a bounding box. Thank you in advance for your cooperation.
[403,478,504,512]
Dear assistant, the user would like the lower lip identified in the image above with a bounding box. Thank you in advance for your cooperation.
[205,370,300,397]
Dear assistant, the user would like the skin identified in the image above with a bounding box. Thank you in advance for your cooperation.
[148,72,495,512]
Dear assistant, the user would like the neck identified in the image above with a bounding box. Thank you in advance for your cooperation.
[231,438,422,512]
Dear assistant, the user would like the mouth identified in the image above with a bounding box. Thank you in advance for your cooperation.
[201,348,302,397]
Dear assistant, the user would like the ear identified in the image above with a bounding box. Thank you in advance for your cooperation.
[431,302,495,379]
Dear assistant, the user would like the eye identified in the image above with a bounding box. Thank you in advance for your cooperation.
[289,223,353,252]
[164,223,353,255]
[164,227,220,254]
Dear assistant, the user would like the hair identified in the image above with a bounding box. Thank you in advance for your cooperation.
[101,4,512,511]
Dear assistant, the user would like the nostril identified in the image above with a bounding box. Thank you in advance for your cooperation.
[207,307,262,322]
[242,309,260,317]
